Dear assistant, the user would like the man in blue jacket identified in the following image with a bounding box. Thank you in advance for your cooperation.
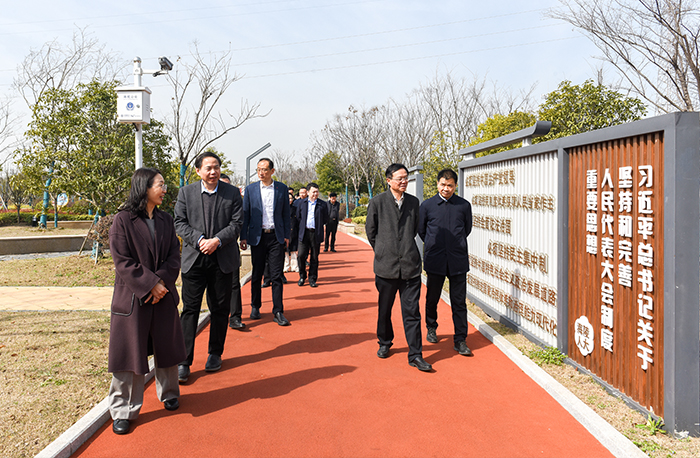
[297,182,328,287]
[240,158,291,326]
[418,168,473,356]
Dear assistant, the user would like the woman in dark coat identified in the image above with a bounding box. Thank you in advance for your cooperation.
[108,168,186,435]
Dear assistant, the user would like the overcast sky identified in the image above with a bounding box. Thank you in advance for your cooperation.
[0,0,604,175]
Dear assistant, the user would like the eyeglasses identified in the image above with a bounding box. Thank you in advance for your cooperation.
[256,167,270,172]
[390,177,409,183]
[153,183,167,191]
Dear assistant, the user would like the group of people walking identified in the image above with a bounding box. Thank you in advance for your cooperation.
[106,154,472,435]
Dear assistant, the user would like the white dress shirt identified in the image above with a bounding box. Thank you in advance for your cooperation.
[260,181,275,229]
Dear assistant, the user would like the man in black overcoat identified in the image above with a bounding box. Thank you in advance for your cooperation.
[174,151,243,382]
[366,163,431,372]
[418,168,473,356]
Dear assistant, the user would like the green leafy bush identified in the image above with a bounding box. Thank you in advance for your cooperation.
[352,216,366,225]
[351,206,367,218]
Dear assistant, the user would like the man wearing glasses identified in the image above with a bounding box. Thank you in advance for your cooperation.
[366,163,431,372]
[240,158,292,326]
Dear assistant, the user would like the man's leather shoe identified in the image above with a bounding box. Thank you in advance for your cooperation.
[250,307,261,319]
[281,275,288,284]
[298,278,305,286]
[323,248,328,252]
[427,327,438,343]
[229,317,246,329]
[409,356,433,372]
[112,419,130,435]
[454,341,473,356]
[309,280,317,287]
[205,354,222,372]
[262,280,271,288]
[377,345,391,358]
[178,364,190,383]
[164,398,179,411]
[273,312,291,326]
[330,249,337,252]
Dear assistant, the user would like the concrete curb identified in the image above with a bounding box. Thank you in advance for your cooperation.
[348,232,644,458]
[35,271,253,458]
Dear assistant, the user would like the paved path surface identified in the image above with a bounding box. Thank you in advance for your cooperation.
[53,232,640,458]
[0,285,113,311]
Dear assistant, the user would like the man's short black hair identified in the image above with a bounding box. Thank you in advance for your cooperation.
[220,173,230,181]
[329,192,337,197]
[437,168,458,183]
[385,163,408,179]
[307,182,319,191]
[195,151,222,169]
[288,187,294,193]
[258,157,274,170]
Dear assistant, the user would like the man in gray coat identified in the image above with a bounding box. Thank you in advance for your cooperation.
[174,151,243,382]
[366,163,431,372]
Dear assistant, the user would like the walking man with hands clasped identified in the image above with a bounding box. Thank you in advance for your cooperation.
[418,168,473,356]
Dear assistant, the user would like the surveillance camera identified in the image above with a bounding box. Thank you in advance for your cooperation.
[158,57,173,72]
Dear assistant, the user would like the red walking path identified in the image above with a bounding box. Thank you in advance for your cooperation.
[73,233,627,458]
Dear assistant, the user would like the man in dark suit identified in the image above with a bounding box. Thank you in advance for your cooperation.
[217,174,245,330]
[366,163,431,372]
[297,182,328,287]
[419,168,473,356]
[240,158,291,326]
[324,192,340,252]
[174,152,242,383]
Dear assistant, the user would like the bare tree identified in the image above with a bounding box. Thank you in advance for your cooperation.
[550,0,700,112]
[13,27,122,109]
[167,43,267,186]
[0,97,18,170]
[375,97,433,169]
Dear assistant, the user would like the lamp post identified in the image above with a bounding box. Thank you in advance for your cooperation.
[116,56,173,169]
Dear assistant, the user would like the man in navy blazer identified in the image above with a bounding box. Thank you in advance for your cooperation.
[418,168,473,356]
[297,182,328,287]
[240,158,292,326]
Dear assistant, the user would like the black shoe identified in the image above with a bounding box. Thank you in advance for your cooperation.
[273,312,290,326]
[178,364,190,383]
[323,248,328,252]
[164,398,179,411]
[427,327,438,344]
[229,317,246,329]
[409,356,433,372]
[262,280,271,288]
[281,275,288,284]
[377,345,391,359]
[330,248,336,252]
[112,419,130,435]
[309,280,317,287]
[298,278,305,286]
[454,341,473,356]
[250,307,261,320]
[205,354,222,372]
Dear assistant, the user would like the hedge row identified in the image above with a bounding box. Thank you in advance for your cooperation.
[0,212,94,226]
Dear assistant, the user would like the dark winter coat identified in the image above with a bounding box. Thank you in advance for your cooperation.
[418,193,473,276]
[365,190,422,280]
[108,209,186,375]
